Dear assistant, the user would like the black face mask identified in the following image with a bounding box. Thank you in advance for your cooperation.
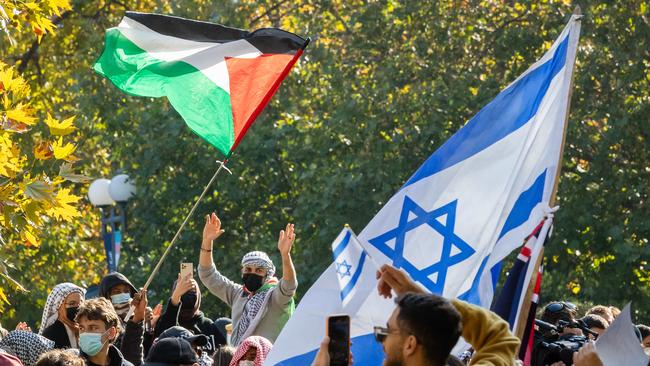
[242,273,264,292]
[66,306,79,321]
[180,293,197,309]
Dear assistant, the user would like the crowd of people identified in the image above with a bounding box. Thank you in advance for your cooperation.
[0,212,648,366]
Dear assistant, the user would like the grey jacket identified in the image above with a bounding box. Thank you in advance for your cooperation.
[198,264,296,343]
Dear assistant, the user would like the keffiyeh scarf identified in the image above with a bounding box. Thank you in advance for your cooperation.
[39,283,85,334]
[228,335,273,366]
[0,330,55,366]
[231,280,276,346]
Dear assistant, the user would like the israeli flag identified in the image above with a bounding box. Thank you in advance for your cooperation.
[331,226,376,313]
[266,14,581,365]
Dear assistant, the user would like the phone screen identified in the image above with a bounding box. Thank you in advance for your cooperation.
[327,315,350,366]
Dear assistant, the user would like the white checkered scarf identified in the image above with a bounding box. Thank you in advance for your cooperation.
[232,252,277,346]
[38,283,86,334]
[0,330,54,366]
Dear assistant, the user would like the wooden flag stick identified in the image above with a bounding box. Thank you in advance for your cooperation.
[123,159,231,321]
[514,5,583,342]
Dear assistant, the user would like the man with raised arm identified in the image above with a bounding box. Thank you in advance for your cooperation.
[198,212,297,346]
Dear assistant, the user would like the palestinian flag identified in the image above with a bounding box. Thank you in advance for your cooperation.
[94,12,309,157]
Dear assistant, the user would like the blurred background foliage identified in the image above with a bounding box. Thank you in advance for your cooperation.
[0,0,648,327]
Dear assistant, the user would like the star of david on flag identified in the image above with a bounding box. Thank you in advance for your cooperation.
[266,13,581,366]
[368,197,474,294]
[331,226,372,310]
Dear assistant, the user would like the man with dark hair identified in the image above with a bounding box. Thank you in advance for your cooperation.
[379,292,461,366]
[311,265,519,366]
[580,314,609,338]
[76,298,134,366]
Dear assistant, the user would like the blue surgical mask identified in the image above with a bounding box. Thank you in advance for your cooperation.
[79,330,109,356]
[111,292,131,305]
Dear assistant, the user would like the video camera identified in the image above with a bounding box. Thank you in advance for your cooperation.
[532,319,596,365]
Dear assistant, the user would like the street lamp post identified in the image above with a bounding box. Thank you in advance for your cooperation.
[88,174,136,273]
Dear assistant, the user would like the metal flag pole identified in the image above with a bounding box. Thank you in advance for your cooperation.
[124,159,231,321]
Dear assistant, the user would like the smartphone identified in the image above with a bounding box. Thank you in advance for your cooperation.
[327,315,350,366]
[180,262,193,279]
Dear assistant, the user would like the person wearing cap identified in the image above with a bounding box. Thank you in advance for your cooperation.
[155,326,212,366]
[99,273,149,366]
[198,212,297,346]
[143,338,199,366]
[153,273,227,348]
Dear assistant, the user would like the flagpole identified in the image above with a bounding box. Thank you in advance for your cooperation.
[142,159,232,290]
[514,5,582,342]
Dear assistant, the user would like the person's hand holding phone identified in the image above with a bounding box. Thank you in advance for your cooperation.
[171,274,196,306]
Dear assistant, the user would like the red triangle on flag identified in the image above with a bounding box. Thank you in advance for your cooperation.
[226,53,297,150]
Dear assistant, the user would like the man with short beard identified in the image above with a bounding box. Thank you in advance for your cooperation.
[312,264,519,366]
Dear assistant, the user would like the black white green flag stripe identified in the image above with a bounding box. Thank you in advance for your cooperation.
[94,12,309,157]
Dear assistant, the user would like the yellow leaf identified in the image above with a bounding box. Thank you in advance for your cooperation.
[22,200,43,226]
[5,105,37,125]
[52,138,76,160]
[21,227,39,246]
[45,0,72,16]
[46,188,81,221]
[33,140,53,160]
[45,114,76,136]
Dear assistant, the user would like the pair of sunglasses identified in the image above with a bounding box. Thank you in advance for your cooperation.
[545,301,577,313]
[373,326,389,343]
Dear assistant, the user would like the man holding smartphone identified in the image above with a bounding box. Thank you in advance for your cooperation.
[198,212,297,346]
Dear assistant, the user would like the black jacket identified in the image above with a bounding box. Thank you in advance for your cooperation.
[99,273,143,366]
[83,344,134,366]
[154,298,227,348]
[42,320,72,349]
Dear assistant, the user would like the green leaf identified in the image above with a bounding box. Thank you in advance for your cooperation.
[23,180,54,201]
[59,163,92,183]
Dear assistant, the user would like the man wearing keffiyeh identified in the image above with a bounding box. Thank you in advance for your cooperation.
[198,212,297,346]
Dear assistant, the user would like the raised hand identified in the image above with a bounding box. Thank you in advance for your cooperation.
[171,274,197,306]
[202,212,224,243]
[278,223,296,257]
[376,264,423,298]
[15,322,31,332]
[150,303,163,328]
[131,289,148,324]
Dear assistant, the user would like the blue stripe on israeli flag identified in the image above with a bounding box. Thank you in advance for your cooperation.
[331,227,368,307]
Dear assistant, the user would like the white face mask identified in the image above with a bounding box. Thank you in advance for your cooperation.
[239,361,254,366]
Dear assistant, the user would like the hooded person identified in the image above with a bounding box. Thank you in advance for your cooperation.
[0,330,55,366]
[99,272,147,366]
[198,213,297,346]
[153,275,226,349]
[39,283,86,349]
[228,336,272,366]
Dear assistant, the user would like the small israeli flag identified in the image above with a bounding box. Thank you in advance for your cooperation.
[331,226,369,310]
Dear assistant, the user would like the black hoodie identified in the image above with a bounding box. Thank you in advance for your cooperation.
[99,273,144,366]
